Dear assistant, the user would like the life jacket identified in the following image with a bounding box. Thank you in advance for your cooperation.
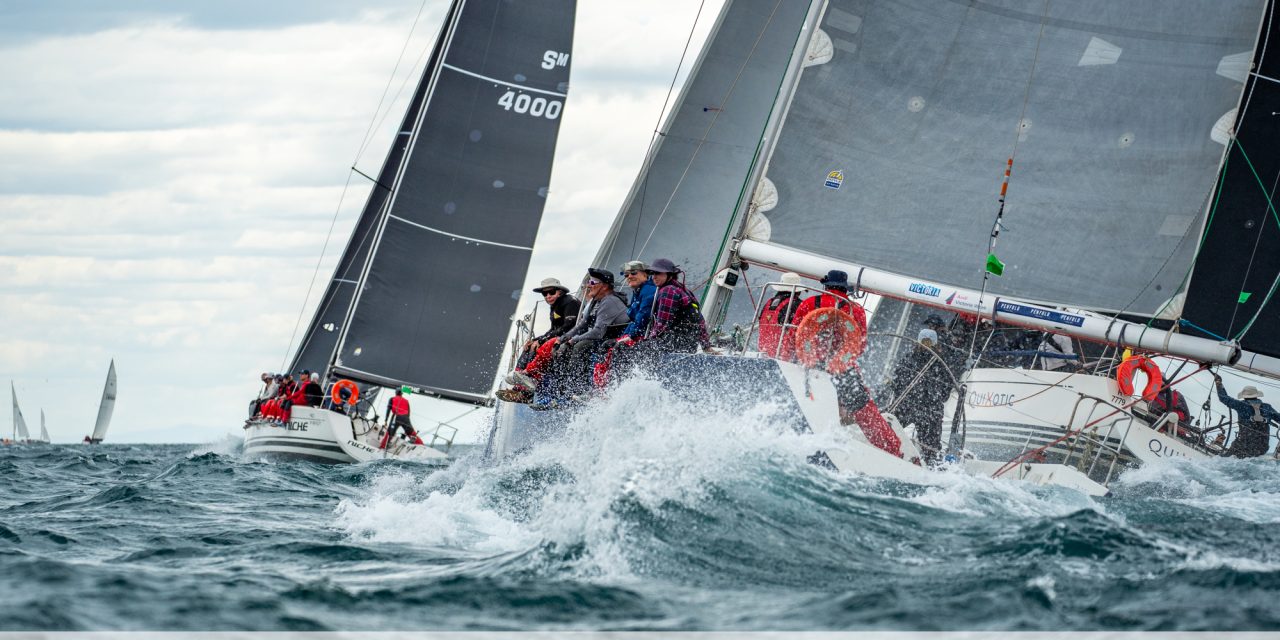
[390,396,410,416]
[758,293,803,359]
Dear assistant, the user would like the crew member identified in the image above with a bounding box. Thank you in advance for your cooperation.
[1214,373,1279,458]
[381,388,420,448]
[641,258,709,353]
[791,270,866,334]
[885,328,953,462]
[758,272,806,361]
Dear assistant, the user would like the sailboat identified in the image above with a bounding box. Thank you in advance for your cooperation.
[7,382,33,445]
[85,360,117,444]
[490,0,1280,495]
[243,0,577,464]
[39,409,50,444]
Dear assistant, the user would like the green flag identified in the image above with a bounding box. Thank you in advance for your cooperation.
[985,253,1004,277]
[1239,292,1252,304]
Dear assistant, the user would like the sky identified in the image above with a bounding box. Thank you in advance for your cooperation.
[0,0,726,443]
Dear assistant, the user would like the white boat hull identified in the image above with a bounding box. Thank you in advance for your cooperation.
[243,405,449,465]
[948,368,1214,488]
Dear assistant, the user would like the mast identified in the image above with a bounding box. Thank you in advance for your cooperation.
[700,0,826,326]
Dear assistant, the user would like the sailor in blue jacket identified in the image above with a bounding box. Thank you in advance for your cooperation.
[1214,373,1280,458]
[620,260,656,339]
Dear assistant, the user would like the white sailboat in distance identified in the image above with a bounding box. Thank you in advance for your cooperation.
[85,360,116,445]
[39,409,50,444]
[7,382,33,445]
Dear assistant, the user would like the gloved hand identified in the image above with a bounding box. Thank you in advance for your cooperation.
[616,335,634,347]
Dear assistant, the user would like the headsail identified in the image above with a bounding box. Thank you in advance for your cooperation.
[754,0,1265,315]
[593,0,814,294]
[91,360,116,443]
[1182,0,1280,363]
[289,1,463,377]
[39,409,49,443]
[331,0,577,403]
[11,382,29,441]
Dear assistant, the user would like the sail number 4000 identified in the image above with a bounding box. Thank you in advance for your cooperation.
[498,91,562,119]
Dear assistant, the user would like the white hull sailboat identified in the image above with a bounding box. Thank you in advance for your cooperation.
[5,382,36,446]
[245,0,578,463]
[491,0,1280,495]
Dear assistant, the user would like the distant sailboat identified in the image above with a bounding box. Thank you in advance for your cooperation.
[85,360,116,445]
[9,382,32,444]
[39,409,50,444]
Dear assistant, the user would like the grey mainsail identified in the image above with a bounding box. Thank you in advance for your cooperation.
[331,0,577,403]
[91,360,116,443]
[1183,0,1280,361]
[39,409,49,443]
[11,382,29,441]
[756,0,1265,316]
[289,1,462,377]
[593,0,812,296]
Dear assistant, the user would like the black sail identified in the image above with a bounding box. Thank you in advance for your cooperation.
[332,0,576,403]
[1183,0,1280,360]
[289,2,459,377]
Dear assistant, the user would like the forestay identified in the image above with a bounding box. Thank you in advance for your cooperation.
[332,0,576,404]
[759,0,1265,315]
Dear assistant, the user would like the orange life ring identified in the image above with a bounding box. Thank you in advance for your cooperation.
[795,307,866,375]
[1116,356,1163,400]
[330,379,360,406]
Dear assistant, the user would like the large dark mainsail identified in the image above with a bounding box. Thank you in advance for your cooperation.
[593,0,812,295]
[1182,1,1280,362]
[290,3,461,377]
[755,0,1264,316]
[330,0,576,404]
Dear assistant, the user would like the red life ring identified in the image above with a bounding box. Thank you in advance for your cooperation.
[1116,356,1163,400]
[330,379,360,406]
[795,307,866,375]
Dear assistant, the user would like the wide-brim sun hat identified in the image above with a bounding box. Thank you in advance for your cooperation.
[1239,386,1264,400]
[620,260,647,274]
[819,269,850,290]
[532,277,570,294]
[769,272,803,291]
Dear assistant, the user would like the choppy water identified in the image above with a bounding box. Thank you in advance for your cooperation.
[2,378,1279,631]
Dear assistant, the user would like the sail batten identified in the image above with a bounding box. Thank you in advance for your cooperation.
[331,0,577,399]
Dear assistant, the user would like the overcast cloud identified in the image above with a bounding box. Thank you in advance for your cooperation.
[1,1,724,443]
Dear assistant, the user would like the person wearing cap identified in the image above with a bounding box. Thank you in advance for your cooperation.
[640,258,710,353]
[757,272,807,361]
[1213,372,1279,458]
[790,270,867,337]
[883,327,954,463]
[620,260,656,340]
[301,372,324,407]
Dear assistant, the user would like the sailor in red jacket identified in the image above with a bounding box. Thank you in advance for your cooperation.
[380,388,421,448]
[757,272,807,361]
[791,270,867,333]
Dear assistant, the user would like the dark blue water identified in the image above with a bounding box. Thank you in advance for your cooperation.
[2,380,1279,631]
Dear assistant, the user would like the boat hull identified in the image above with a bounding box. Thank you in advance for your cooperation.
[244,405,449,465]
[949,368,1213,487]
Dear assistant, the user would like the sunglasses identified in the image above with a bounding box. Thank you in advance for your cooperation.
[587,279,603,286]
[541,291,558,297]
[623,270,643,276]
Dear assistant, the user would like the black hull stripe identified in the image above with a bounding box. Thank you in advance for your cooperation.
[244,438,346,454]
